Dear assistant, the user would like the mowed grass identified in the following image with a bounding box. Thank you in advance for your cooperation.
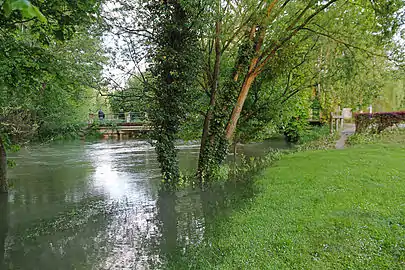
[171,140,405,269]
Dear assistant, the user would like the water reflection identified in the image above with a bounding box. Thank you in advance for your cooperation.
[0,194,8,269]
[158,191,178,256]
[3,139,276,269]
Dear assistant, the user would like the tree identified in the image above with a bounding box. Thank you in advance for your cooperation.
[0,0,104,193]
[0,107,36,193]
[196,0,404,181]
[0,136,6,193]
[144,0,202,188]
[108,75,150,117]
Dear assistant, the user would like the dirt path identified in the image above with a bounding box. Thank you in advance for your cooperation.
[335,123,356,149]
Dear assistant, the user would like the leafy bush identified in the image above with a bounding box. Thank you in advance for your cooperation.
[346,133,373,145]
[297,125,338,151]
[283,117,308,143]
[347,128,405,146]
[228,150,284,182]
[355,111,405,133]
[36,122,85,141]
[299,125,330,144]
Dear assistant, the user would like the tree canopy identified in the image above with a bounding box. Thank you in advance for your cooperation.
[0,0,105,193]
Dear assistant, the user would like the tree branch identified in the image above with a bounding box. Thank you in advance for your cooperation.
[254,0,338,76]
[301,27,389,58]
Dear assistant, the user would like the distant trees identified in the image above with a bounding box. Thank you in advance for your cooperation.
[108,76,150,118]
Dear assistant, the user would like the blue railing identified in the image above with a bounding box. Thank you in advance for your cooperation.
[88,112,148,124]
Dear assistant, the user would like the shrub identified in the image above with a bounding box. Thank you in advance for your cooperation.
[283,117,308,143]
[355,111,405,133]
[347,128,405,146]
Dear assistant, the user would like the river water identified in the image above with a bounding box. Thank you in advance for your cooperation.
[0,139,286,270]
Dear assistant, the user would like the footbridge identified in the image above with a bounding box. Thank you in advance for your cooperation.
[88,112,152,138]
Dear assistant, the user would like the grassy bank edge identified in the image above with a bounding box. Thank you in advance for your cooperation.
[167,129,405,269]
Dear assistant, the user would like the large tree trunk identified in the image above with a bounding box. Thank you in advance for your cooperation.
[225,72,258,140]
[0,137,7,194]
[197,20,221,180]
[224,15,268,140]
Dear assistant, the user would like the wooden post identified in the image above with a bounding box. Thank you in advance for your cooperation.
[330,112,334,134]
[88,113,94,124]
[335,116,339,131]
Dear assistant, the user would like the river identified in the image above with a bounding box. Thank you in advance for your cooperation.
[0,139,287,269]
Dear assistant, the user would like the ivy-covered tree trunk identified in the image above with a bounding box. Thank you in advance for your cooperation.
[197,20,222,182]
[0,136,7,194]
[147,0,200,188]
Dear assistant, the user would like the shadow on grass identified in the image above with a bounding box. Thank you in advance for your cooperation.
[163,178,259,269]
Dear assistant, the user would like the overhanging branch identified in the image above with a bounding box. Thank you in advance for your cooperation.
[301,27,389,59]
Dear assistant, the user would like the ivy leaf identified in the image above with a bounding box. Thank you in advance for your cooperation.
[54,29,64,41]
[7,159,16,168]
[3,0,12,16]
[3,0,47,23]
[23,4,46,22]
[8,0,29,10]
[5,0,30,16]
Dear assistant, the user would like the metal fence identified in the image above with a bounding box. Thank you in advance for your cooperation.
[88,112,147,124]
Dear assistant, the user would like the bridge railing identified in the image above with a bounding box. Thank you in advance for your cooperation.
[88,112,148,124]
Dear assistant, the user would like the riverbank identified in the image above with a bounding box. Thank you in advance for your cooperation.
[169,130,405,269]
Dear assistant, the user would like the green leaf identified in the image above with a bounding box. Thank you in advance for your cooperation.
[8,0,30,11]
[7,159,16,168]
[3,0,12,16]
[3,0,47,23]
[23,4,47,22]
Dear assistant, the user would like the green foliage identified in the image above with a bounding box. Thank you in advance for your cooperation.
[176,148,285,190]
[108,75,150,116]
[112,0,404,184]
[282,118,308,143]
[347,127,405,146]
[37,122,84,141]
[145,0,203,188]
[279,94,311,143]
[297,125,338,151]
[355,111,405,133]
[299,125,331,145]
[0,0,102,195]
[374,72,405,112]
[0,133,19,171]
[0,23,106,143]
[228,150,284,182]
[2,0,46,22]
[1,0,101,43]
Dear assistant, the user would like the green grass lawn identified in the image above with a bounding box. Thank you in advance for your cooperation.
[170,136,405,269]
